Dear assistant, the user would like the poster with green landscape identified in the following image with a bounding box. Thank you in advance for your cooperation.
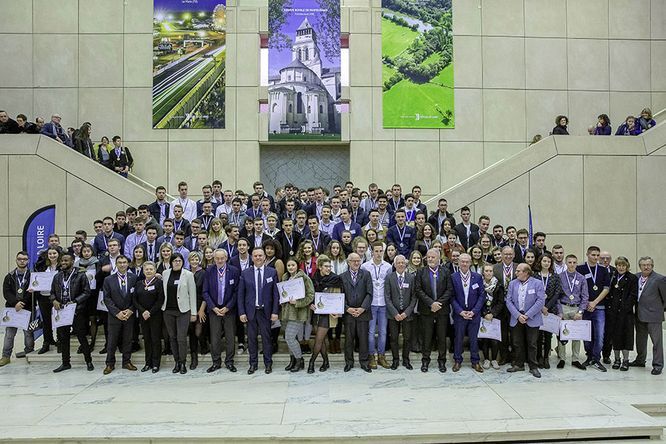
[381,0,453,128]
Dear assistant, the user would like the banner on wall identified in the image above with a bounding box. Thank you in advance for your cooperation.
[22,205,56,271]
[381,0,454,128]
[268,0,341,141]
[152,0,226,129]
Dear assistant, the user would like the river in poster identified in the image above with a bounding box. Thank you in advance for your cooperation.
[381,0,454,128]
[268,0,341,141]
[153,0,226,129]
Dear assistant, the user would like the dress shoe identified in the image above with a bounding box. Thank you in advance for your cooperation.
[612,359,621,370]
[651,368,662,376]
[530,368,542,378]
[543,358,550,369]
[390,361,399,370]
[360,364,372,373]
[368,354,378,369]
[572,361,587,370]
[506,365,525,373]
[162,348,172,356]
[473,363,484,373]
[172,362,181,373]
[99,347,107,354]
[37,344,50,355]
[53,363,71,373]
[190,354,198,370]
[452,362,461,372]
[131,342,141,353]
[377,354,390,369]
[86,362,95,372]
[319,355,329,372]
[602,356,611,365]
[285,356,296,371]
[103,365,114,375]
[180,362,187,374]
[207,363,222,373]
[307,357,316,374]
[15,349,33,358]
[620,360,629,371]
[344,363,353,372]
[556,360,565,369]
[141,365,151,372]
[291,358,304,373]
[152,366,160,373]
[403,361,413,370]
[628,360,646,367]
[537,357,545,369]
[226,363,237,373]
[421,362,429,373]
[0,357,10,367]
[265,364,272,374]
[247,365,257,375]
[122,362,137,371]
[438,362,447,373]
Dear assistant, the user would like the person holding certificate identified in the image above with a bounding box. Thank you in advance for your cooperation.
[604,257,637,371]
[480,264,504,370]
[280,259,314,373]
[35,247,61,354]
[78,244,101,352]
[1,251,34,366]
[556,254,589,370]
[505,263,546,378]
[311,254,344,372]
[132,261,164,373]
[341,253,373,372]
[534,253,566,369]
[50,253,94,372]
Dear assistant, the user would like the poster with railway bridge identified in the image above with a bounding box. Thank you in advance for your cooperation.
[153,0,226,129]
[381,0,454,128]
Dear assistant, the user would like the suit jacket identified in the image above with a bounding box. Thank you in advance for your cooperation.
[141,240,163,262]
[202,264,240,312]
[172,218,192,238]
[635,271,666,323]
[41,121,67,141]
[451,271,485,318]
[349,207,368,227]
[493,262,517,291]
[331,221,363,241]
[414,265,453,317]
[103,272,138,317]
[109,146,133,170]
[161,268,198,313]
[428,211,456,232]
[2,269,32,309]
[384,271,417,320]
[386,224,416,257]
[505,277,545,328]
[248,233,272,250]
[50,269,90,313]
[276,231,301,262]
[340,268,373,321]
[514,244,529,264]
[237,266,280,321]
[148,200,170,224]
[304,231,331,255]
[92,232,125,257]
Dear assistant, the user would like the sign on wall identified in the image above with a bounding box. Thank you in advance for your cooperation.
[268,0,341,141]
[153,0,226,129]
[381,0,454,128]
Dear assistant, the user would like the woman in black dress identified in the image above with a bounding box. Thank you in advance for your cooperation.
[132,261,164,373]
[480,264,504,369]
[605,256,638,371]
[310,254,343,372]
[534,253,565,369]
[187,251,207,370]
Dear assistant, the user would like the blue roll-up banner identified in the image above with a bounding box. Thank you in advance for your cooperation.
[22,205,56,271]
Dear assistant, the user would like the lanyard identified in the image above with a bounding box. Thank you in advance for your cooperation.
[217,266,226,281]
[396,225,407,243]
[372,263,383,281]
[540,273,549,290]
[226,243,235,257]
[144,276,156,289]
[62,269,76,295]
[285,235,294,253]
[311,235,320,252]
[15,270,27,289]
[587,264,598,285]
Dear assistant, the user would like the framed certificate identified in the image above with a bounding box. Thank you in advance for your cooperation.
[277,278,305,304]
[0,308,31,330]
[540,313,562,335]
[52,303,77,329]
[559,319,591,341]
[97,291,108,312]
[314,292,344,315]
[28,272,56,292]
[477,318,501,341]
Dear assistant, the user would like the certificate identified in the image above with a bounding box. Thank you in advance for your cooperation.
[97,291,108,312]
[477,318,501,341]
[277,278,305,304]
[314,292,344,315]
[85,270,97,290]
[559,319,591,341]
[28,271,56,292]
[540,313,562,335]
[52,303,77,328]
[0,308,31,330]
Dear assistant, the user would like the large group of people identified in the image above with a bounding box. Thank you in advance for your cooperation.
[2,180,665,379]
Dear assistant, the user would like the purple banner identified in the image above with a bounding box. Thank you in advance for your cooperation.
[22,205,56,271]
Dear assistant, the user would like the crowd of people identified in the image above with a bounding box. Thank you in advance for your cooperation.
[2,180,665,379]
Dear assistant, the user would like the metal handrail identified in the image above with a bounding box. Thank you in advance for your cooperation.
[128,172,175,201]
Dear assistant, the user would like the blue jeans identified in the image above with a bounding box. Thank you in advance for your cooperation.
[583,307,605,362]
[368,305,387,355]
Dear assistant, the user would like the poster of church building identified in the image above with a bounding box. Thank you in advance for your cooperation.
[268,0,341,141]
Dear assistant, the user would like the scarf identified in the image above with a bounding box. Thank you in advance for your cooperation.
[312,270,343,292]
[483,276,498,295]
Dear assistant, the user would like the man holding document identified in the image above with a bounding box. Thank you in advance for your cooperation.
[1,251,34,366]
[556,254,589,370]
[50,253,94,372]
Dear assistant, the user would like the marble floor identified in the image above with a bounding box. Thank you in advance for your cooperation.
[1,330,665,443]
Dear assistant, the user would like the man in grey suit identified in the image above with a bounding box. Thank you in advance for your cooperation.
[341,253,373,373]
[630,256,666,375]
[492,246,517,364]
[385,255,417,370]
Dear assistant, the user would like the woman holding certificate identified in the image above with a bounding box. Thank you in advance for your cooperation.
[78,244,101,351]
[481,264,504,370]
[534,253,566,369]
[35,247,61,354]
[605,256,638,371]
[311,255,343,372]
[280,259,314,373]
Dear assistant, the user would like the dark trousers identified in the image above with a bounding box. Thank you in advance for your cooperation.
[57,312,91,365]
[420,314,448,364]
[106,315,134,366]
[388,318,414,363]
[454,316,481,364]
[499,314,511,362]
[635,319,664,370]
[344,314,369,366]
[511,323,539,369]
[537,330,553,360]
[236,316,246,345]
[38,296,55,344]
[140,312,162,368]
[210,312,236,365]
[163,310,190,363]
[247,310,272,367]
[481,338,500,361]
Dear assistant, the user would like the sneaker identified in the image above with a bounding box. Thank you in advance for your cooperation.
[237,343,246,354]
[482,359,491,369]
[491,360,500,370]
[590,361,607,372]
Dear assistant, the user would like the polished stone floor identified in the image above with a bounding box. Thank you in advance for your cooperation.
[1,330,665,443]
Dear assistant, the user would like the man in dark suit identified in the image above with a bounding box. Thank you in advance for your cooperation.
[384,255,417,369]
[141,227,163,263]
[305,215,331,255]
[238,247,280,374]
[148,186,170,226]
[331,207,363,241]
[492,246,517,364]
[451,253,485,373]
[247,218,272,250]
[414,248,453,373]
[386,209,416,257]
[599,250,618,364]
[427,198,456,234]
[92,216,126,258]
[453,206,479,251]
[109,136,133,178]
[514,228,530,264]
[50,253,94,372]
[277,218,301,262]
[102,255,138,374]
[203,249,240,373]
[630,256,666,375]
[341,253,373,372]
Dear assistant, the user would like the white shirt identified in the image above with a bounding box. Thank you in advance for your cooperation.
[361,260,392,306]
[169,197,197,222]
[215,204,233,217]
[460,271,471,306]
[554,261,566,275]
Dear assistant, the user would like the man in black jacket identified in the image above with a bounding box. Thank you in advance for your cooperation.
[341,253,373,373]
[50,253,94,372]
[1,251,34,366]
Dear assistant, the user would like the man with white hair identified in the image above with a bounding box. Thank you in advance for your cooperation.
[451,253,485,373]
[384,254,417,370]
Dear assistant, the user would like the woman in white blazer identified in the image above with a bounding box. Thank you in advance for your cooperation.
[161,253,197,374]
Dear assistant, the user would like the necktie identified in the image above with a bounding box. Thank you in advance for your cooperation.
[149,244,154,260]
[256,268,263,307]
[398,275,404,309]
[351,271,357,285]
[430,270,437,295]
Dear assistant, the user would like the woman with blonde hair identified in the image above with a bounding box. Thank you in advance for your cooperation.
[281,258,315,373]
[208,218,227,248]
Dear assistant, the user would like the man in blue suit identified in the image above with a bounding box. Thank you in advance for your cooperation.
[505,263,546,378]
[451,253,485,373]
[386,209,415,257]
[331,207,363,241]
[238,247,280,374]
[203,249,240,373]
